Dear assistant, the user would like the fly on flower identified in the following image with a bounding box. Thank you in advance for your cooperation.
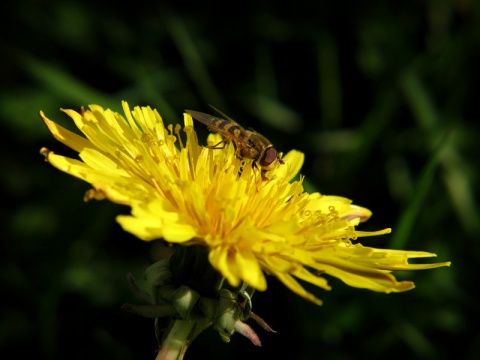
[185,107,284,180]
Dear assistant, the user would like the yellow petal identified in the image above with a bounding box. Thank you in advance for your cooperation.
[274,272,323,305]
[40,111,92,153]
[209,246,241,287]
[271,149,304,181]
[234,247,267,290]
[116,200,198,242]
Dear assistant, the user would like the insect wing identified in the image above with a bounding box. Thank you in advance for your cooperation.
[185,110,221,129]
[207,104,244,127]
[185,110,250,142]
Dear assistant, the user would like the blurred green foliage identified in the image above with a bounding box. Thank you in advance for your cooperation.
[1,1,478,359]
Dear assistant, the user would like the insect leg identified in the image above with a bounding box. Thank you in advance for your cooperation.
[206,139,229,149]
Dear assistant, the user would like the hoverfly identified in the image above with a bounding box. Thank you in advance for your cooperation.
[185,107,284,180]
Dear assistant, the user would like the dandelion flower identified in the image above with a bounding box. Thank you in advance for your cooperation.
[40,101,450,305]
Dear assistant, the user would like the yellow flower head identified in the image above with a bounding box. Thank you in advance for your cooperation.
[40,102,450,305]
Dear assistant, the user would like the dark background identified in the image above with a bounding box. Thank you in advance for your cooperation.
[1,1,478,359]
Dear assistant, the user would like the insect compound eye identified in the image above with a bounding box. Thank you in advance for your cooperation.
[259,146,279,170]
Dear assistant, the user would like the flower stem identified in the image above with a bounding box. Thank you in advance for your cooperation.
[155,319,196,360]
